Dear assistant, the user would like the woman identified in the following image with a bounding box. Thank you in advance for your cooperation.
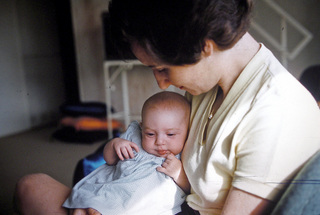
[15,0,320,214]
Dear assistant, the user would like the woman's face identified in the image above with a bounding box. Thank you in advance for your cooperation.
[132,43,221,96]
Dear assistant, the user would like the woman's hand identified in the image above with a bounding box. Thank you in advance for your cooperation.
[70,208,101,215]
[157,153,190,193]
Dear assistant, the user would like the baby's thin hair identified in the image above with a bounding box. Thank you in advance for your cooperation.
[142,91,190,119]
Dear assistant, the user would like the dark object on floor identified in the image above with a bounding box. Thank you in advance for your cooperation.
[59,102,114,118]
[52,102,122,143]
[53,126,120,144]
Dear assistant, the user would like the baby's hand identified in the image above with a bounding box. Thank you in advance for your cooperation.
[156,153,182,182]
[114,141,139,160]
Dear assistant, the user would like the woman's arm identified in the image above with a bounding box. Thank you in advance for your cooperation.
[221,187,275,215]
[103,138,139,165]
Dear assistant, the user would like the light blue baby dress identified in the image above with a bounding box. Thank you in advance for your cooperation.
[63,121,186,215]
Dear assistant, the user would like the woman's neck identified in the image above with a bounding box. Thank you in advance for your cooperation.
[218,33,260,99]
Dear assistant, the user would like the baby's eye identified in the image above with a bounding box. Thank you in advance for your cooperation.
[146,133,155,137]
[167,133,176,137]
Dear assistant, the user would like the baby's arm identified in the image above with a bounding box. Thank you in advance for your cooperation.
[157,153,190,194]
[103,138,140,165]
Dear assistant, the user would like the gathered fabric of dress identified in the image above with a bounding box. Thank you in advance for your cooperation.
[182,44,320,215]
[63,121,186,215]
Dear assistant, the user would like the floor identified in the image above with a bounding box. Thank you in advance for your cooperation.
[0,125,106,214]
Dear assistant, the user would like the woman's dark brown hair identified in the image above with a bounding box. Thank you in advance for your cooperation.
[108,0,253,65]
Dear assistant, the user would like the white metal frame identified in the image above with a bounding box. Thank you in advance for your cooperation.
[104,60,143,138]
[251,0,313,67]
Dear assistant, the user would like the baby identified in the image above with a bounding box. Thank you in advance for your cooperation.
[63,91,190,215]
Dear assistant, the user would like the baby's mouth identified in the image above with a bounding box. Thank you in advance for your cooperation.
[157,150,168,155]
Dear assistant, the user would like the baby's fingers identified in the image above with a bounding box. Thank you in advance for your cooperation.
[125,144,137,159]
[165,153,176,160]
[119,147,131,160]
[156,166,167,174]
[116,145,136,160]
[115,147,125,160]
[129,142,140,153]
[121,143,139,159]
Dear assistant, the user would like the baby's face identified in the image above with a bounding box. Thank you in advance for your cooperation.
[141,107,188,157]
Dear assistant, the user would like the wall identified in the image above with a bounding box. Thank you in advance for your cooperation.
[0,1,31,137]
[71,0,109,102]
[0,1,65,137]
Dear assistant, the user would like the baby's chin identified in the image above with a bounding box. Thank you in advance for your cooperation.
[150,149,171,157]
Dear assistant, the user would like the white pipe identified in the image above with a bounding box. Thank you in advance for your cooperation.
[251,21,281,48]
[289,35,313,60]
[264,0,313,61]
[121,69,130,127]
[264,0,312,37]
[251,0,313,66]
[103,60,143,138]
[104,62,114,138]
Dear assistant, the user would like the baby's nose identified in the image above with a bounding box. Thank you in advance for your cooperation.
[155,137,165,145]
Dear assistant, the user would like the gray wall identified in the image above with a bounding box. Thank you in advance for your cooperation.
[0,1,65,137]
[250,0,320,78]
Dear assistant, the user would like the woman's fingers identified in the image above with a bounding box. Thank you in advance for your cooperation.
[72,209,86,215]
[87,208,101,215]
[71,208,101,215]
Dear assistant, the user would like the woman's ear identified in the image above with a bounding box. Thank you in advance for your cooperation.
[203,39,218,57]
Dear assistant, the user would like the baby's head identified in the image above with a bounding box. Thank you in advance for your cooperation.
[141,91,190,157]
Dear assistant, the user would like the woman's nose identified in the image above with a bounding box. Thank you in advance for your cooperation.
[153,70,172,89]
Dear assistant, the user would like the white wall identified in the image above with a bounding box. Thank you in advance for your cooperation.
[0,1,65,137]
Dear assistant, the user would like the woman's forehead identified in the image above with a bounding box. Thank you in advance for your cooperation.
[132,42,166,67]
